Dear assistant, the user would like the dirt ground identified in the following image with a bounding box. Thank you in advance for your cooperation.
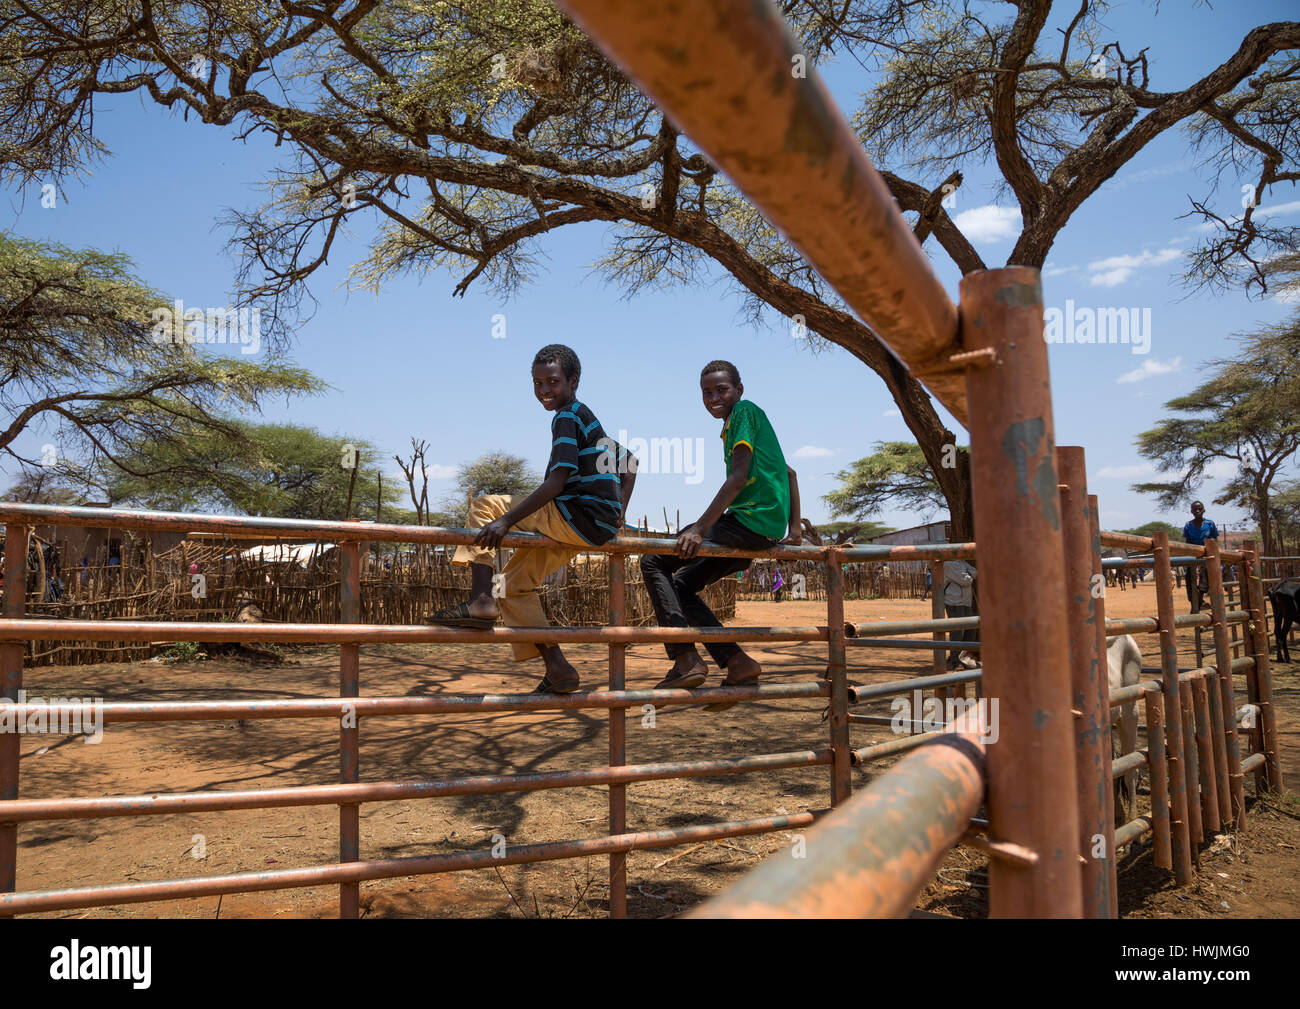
[12,580,1300,918]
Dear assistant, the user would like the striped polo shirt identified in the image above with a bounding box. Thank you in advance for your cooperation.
[548,400,626,545]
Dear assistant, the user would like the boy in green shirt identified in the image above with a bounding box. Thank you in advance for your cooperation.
[640,361,801,708]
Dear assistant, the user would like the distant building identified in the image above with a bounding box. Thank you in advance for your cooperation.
[869,521,950,573]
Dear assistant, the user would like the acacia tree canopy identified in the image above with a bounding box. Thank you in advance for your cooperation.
[1133,318,1300,555]
[0,231,325,491]
[104,422,407,520]
[3,1,1297,540]
[824,440,963,522]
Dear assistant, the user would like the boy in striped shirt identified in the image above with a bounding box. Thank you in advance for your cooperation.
[427,345,635,693]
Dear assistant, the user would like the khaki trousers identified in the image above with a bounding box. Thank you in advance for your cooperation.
[452,494,590,661]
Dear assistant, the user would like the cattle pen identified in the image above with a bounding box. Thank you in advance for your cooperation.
[0,0,1287,919]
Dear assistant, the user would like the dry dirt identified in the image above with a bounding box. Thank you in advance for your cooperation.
[13,581,1300,918]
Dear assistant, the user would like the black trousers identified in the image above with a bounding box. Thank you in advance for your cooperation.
[640,512,777,667]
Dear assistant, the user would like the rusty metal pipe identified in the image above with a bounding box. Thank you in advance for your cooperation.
[1110,680,1163,706]
[0,812,818,916]
[0,682,832,725]
[0,522,27,914]
[1144,689,1172,870]
[0,503,824,560]
[850,731,945,765]
[845,638,981,650]
[692,733,986,917]
[827,548,851,805]
[852,616,980,636]
[338,534,361,918]
[848,669,982,704]
[963,268,1082,918]
[0,749,833,824]
[607,553,627,918]
[1242,542,1283,790]
[1087,493,1117,917]
[1190,676,1219,835]
[1152,532,1193,883]
[1114,816,1153,848]
[1179,678,1203,847]
[1059,448,1111,918]
[0,619,832,644]
[550,0,964,420]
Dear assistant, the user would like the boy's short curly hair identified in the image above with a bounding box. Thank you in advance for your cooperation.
[700,360,741,385]
[533,344,581,380]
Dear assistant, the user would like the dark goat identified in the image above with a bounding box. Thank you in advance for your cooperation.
[1268,578,1300,663]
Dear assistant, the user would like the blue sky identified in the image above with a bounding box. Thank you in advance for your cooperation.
[4,0,1297,538]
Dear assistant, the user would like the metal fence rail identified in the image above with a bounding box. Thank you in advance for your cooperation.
[0,498,1282,918]
[2,0,1284,918]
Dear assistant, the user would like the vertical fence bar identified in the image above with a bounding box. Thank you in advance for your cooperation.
[1242,542,1282,791]
[1179,679,1203,849]
[338,530,362,918]
[1144,689,1171,870]
[826,548,851,806]
[1059,449,1111,918]
[1087,493,1118,917]
[962,267,1082,917]
[1227,581,1240,659]
[608,554,628,918]
[1152,532,1193,884]
[1190,675,1219,835]
[0,524,28,914]
[1205,540,1245,827]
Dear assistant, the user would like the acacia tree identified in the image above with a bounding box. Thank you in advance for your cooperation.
[105,422,404,519]
[1133,321,1300,556]
[0,231,323,490]
[4,1,1299,538]
[442,450,539,525]
[824,440,954,521]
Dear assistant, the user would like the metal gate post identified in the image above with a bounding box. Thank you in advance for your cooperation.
[1205,539,1244,825]
[827,547,851,805]
[608,554,628,918]
[1087,493,1118,917]
[1058,449,1111,918]
[1,524,29,915]
[961,267,1082,917]
[1152,532,1194,884]
[339,527,362,918]
[1242,542,1282,791]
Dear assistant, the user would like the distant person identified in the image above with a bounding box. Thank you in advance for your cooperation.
[921,567,931,601]
[1182,501,1218,612]
[944,559,978,671]
[771,567,786,602]
[641,360,800,708]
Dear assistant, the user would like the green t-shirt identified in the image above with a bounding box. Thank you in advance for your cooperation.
[722,399,790,540]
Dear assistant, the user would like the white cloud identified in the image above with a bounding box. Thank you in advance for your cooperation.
[793,445,834,458]
[1203,458,1238,479]
[1260,199,1300,219]
[1087,247,1182,287]
[427,464,458,479]
[882,409,901,418]
[953,204,1022,242]
[1117,356,1182,383]
[1043,262,1077,277]
[1096,463,1156,479]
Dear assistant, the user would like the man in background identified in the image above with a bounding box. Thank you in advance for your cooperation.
[944,558,978,671]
